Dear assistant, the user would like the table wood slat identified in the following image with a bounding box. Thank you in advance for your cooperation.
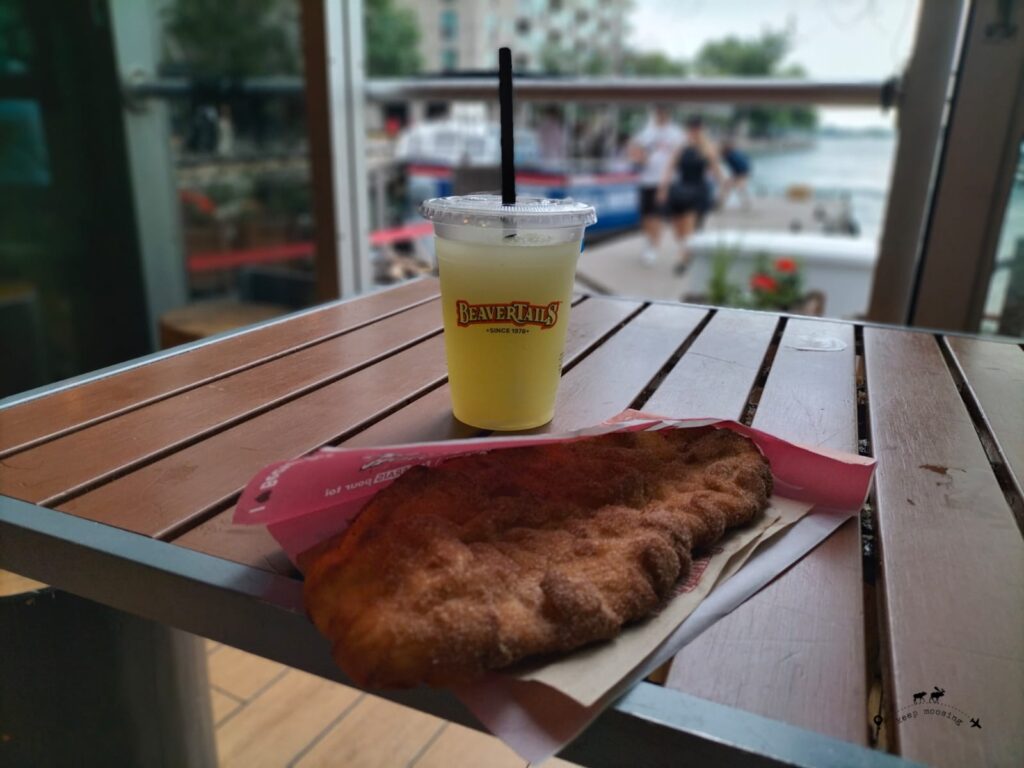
[641,310,777,418]
[0,278,439,457]
[542,303,709,433]
[945,336,1024,501]
[0,301,443,505]
[865,328,1024,768]
[174,297,644,569]
[666,319,866,745]
[58,335,450,539]
[177,301,704,573]
[331,297,645,448]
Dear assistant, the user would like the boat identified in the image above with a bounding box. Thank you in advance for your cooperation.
[396,120,640,238]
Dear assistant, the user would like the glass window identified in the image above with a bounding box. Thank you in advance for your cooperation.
[0,0,33,75]
[359,0,923,326]
[980,140,1024,336]
[0,0,329,395]
[158,0,315,312]
[0,100,50,185]
[440,9,458,42]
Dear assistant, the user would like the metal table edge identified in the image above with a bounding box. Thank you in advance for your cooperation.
[0,493,913,768]
[0,276,436,411]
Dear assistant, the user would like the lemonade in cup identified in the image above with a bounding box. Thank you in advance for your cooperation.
[420,194,597,430]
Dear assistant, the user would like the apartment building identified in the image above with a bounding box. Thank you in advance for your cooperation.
[398,0,628,73]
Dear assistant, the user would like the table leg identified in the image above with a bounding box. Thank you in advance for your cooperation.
[0,587,216,767]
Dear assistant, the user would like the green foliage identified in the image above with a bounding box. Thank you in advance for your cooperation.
[539,24,815,136]
[162,0,300,78]
[694,29,790,77]
[621,51,688,77]
[707,249,804,311]
[693,26,817,136]
[365,0,422,76]
[708,248,743,306]
[540,44,688,77]
[254,174,311,216]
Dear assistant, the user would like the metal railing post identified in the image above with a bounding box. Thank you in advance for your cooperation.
[867,0,967,325]
[323,0,371,297]
[909,0,1024,332]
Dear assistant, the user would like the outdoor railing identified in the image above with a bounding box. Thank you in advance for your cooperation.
[364,77,897,107]
[125,76,897,108]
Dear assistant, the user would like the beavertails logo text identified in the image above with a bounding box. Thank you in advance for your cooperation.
[456,300,560,329]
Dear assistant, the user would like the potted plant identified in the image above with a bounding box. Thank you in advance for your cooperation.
[702,249,824,315]
[748,254,803,311]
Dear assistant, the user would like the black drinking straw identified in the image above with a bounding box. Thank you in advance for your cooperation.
[498,47,516,206]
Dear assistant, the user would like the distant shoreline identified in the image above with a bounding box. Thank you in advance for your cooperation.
[743,129,895,157]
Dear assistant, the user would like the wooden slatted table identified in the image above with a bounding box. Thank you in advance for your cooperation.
[2,277,1021,768]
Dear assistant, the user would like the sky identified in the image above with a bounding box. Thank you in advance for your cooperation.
[628,0,920,129]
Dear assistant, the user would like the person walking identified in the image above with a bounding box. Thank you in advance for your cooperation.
[719,136,752,209]
[657,115,723,275]
[628,105,684,266]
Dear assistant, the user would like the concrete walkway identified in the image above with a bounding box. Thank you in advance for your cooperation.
[579,196,851,301]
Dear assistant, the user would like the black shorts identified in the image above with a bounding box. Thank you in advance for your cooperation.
[667,183,712,217]
[639,186,664,217]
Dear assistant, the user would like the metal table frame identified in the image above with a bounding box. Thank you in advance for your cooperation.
[0,291,916,768]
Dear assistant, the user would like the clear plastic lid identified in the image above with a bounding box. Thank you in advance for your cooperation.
[420,194,597,229]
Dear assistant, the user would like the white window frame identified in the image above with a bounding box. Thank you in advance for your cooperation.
[907,0,1024,332]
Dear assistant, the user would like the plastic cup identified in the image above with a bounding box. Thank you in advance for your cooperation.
[420,194,597,430]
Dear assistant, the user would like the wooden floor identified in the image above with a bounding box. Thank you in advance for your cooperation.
[0,572,574,767]
[203,638,579,768]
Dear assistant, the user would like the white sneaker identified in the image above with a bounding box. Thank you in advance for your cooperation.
[640,247,657,267]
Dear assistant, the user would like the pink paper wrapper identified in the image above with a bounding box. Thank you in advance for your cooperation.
[234,410,877,763]
[234,409,875,568]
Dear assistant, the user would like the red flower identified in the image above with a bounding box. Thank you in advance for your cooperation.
[750,274,777,292]
[775,258,797,273]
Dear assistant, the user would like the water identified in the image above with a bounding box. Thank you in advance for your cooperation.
[985,144,1024,328]
[748,134,897,239]
[748,133,1024,328]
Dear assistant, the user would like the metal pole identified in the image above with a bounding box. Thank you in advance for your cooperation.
[1,588,216,766]
[124,77,892,108]
[910,0,1024,331]
[374,166,386,231]
[323,0,371,297]
[109,0,189,349]
[363,77,890,107]
[867,1,968,324]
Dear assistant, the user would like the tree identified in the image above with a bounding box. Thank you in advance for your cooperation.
[693,27,817,136]
[365,0,421,76]
[622,51,688,77]
[162,0,300,78]
[693,29,790,77]
[539,45,687,78]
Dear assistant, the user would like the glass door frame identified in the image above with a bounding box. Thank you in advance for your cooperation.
[887,0,1024,333]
